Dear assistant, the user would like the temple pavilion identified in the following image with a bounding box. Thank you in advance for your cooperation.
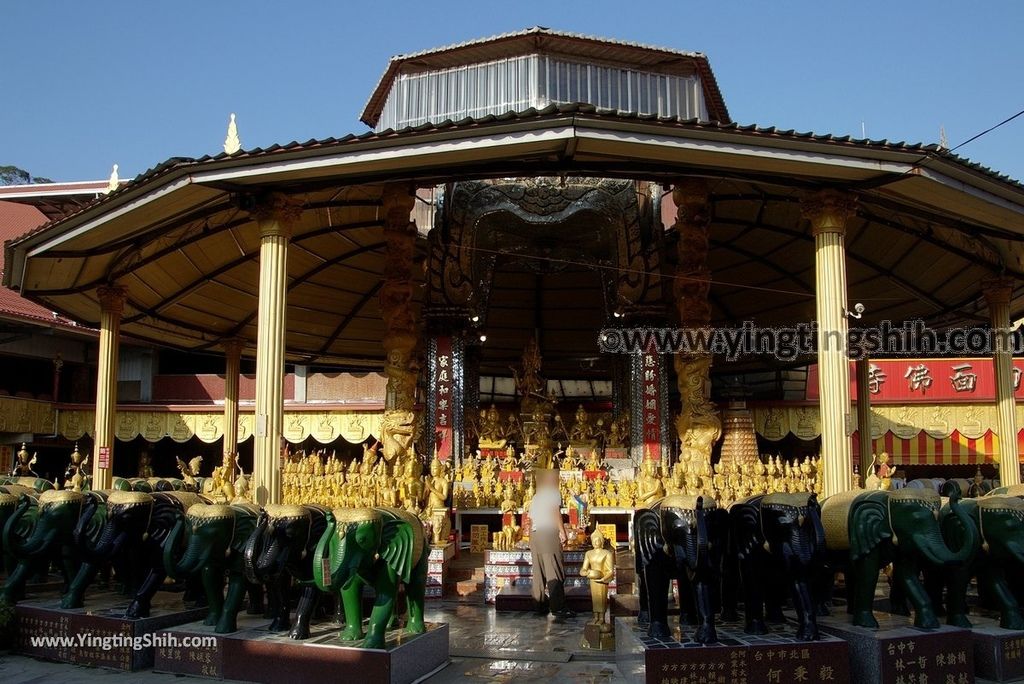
[5,27,1024,505]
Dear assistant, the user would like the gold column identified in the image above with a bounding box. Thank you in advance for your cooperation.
[379,184,419,462]
[252,195,301,505]
[671,180,721,474]
[93,285,126,490]
[803,191,857,497]
[855,356,872,487]
[985,278,1020,486]
[223,338,243,458]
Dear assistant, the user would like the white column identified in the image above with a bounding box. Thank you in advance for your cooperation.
[92,285,126,490]
[804,191,856,497]
[223,338,242,459]
[985,278,1020,486]
[252,195,301,505]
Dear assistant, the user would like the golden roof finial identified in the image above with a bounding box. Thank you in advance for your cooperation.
[105,164,119,194]
[223,113,241,155]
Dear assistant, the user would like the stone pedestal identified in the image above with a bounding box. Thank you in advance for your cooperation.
[818,613,972,684]
[484,548,614,604]
[581,622,615,650]
[426,542,455,599]
[14,592,206,671]
[617,616,849,684]
[154,615,449,684]
[970,616,1024,682]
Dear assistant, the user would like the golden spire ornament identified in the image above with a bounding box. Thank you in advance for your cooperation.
[105,164,119,194]
[223,113,241,155]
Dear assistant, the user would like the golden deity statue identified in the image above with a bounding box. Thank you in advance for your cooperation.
[865,451,893,490]
[478,405,508,449]
[11,443,38,477]
[176,455,202,489]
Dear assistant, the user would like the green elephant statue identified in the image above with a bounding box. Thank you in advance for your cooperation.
[2,489,106,603]
[821,486,977,629]
[163,502,262,633]
[313,507,429,649]
[937,495,1024,629]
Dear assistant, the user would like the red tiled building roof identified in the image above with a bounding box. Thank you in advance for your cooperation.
[0,200,86,330]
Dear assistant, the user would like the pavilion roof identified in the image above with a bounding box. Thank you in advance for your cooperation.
[4,105,1024,371]
[359,26,731,127]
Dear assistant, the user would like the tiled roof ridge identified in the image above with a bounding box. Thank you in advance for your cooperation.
[9,104,1021,249]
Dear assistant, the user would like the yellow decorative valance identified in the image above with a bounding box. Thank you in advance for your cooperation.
[0,397,56,435]
[57,408,382,445]
[754,403,1019,442]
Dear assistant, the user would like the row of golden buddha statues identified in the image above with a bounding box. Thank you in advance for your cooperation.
[279,439,824,515]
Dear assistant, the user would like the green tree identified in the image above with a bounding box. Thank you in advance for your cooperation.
[0,165,53,185]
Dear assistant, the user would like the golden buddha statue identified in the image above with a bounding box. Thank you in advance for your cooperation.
[478,404,508,449]
[569,404,597,447]
[137,451,154,479]
[581,527,615,635]
[584,448,603,473]
[636,456,665,507]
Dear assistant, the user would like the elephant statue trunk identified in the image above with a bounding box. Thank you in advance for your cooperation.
[164,517,210,580]
[4,496,51,558]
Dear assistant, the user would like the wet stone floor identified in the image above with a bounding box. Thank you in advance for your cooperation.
[0,600,626,683]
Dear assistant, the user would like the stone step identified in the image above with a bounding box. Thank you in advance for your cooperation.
[449,579,484,597]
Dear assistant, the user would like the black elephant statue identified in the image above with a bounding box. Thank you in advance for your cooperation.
[821,486,977,629]
[62,490,205,616]
[635,494,727,643]
[729,492,826,640]
[2,489,105,603]
[0,485,36,574]
[243,503,331,639]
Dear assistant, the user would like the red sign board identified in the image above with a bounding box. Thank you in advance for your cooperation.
[97,446,110,469]
[640,353,662,457]
[807,358,1024,403]
[433,337,453,460]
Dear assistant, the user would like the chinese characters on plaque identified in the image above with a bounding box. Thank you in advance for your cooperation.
[434,337,453,460]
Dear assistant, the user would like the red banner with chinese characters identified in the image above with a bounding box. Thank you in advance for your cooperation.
[807,358,1024,403]
[434,337,453,460]
[641,352,661,457]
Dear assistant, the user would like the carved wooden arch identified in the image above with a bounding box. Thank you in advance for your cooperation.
[426,177,663,324]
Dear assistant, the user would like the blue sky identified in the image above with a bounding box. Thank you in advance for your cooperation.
[3,1,1023,183]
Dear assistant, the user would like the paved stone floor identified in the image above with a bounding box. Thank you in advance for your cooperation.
[0,600,625,683]
[0,601,1004,683]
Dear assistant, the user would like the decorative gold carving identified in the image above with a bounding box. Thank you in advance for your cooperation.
[672,181,721,473]
[380,184,420,462]
[253,193,303,239]
[97,285,127,315]
[801,190,857,236]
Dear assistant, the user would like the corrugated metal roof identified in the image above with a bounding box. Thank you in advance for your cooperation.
[359,27,731,127]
